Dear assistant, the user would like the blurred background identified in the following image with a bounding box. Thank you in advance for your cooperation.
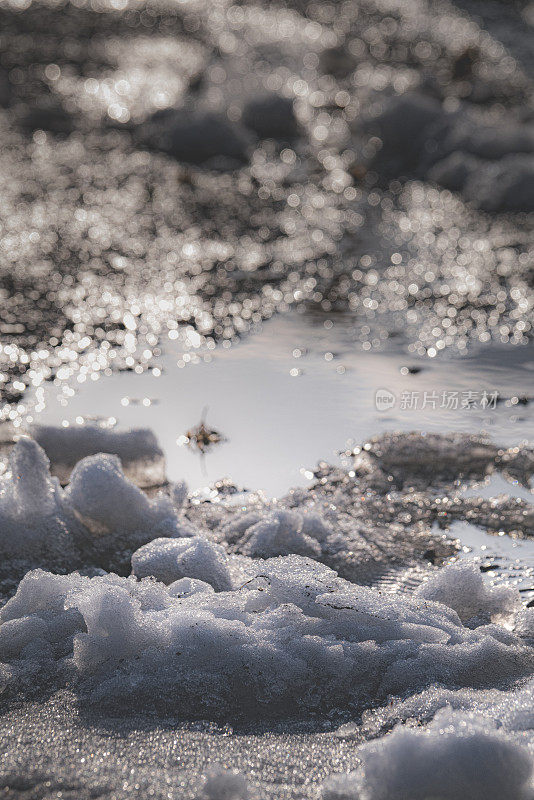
[0,0,532,490]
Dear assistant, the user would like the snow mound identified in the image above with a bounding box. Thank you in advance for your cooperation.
[416,562,521,626]
[31,423,166,487]
[323,708,534,800]
[64,453,177,538]
[0,555,532,718]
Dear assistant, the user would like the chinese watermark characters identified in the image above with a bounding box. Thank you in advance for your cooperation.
[375,389,499,411]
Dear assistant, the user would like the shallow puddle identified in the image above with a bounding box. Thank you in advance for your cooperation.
[28,309,534,497]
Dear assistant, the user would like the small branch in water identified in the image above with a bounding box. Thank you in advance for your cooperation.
[182,407,226,453]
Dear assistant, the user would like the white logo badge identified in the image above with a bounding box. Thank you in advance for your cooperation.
[375,388,396,411]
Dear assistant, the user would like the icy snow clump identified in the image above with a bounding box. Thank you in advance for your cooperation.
[220,509,332,557]
[200,768,249,800]
[131,536,233,590]
[0,554,532,718]
[0,438,77,569]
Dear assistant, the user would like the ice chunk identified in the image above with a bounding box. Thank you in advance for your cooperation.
[31,424,166,487]
[323,708,534,800]
[131,536,233,590]
[416,562,520,625]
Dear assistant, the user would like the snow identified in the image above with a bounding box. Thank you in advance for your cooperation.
[0,433,533,797]
[0,552,532,719]
[0,438,77,570]
[201,768,249,800]
[5,436,58,520]
[233,510,323,559]
[220,508,339,561]
[0,439,187,582]
[131,536,234,590]
[65,453,175,537]
[415,562,521,626]
[323,709,534,800]
[31,423,166,487]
